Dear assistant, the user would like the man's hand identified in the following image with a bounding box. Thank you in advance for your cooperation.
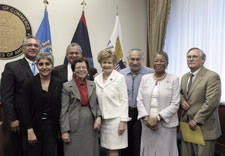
[11,120,20,133]
[181,100,190,110]
[189,120,197,131]
[27,128,37,144]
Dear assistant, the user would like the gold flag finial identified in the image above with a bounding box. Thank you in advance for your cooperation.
[81,0,87,11]
[116,5,119,15]
[43,0,49,9]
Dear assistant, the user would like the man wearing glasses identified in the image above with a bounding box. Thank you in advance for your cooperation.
[180,47,221,156]
[1,36,40,156]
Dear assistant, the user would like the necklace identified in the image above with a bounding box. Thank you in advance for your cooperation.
[153,72,167,81]
[103,74,110,81]
[103,75,108,80]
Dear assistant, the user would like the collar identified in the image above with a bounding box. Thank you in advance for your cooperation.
[190,67,201,76]
[74,77,87,88]
[67,62,71,67]
[123,66,147,75]
[24,57,35,65]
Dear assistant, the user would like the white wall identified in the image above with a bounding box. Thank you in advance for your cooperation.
[0,0,147,78]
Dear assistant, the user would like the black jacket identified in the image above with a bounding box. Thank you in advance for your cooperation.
[1,58,33,122]
[53,63,97,83]
[21,75,62,137]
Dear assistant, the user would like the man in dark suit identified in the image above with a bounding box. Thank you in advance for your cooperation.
[180,48,221,156]
[0,36,40,156]
[53,42,97,83]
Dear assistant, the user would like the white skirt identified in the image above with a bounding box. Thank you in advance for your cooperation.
[100,118,128,150]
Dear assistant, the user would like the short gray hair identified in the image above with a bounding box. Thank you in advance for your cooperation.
[187,47,206,60]
[22,35,40,46]
[36,52,54,66]
[66,42,82,55]
[128,48,144,58]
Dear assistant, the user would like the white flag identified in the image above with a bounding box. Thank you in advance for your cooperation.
[107,15,126,71]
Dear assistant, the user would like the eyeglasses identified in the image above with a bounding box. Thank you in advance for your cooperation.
[187,55,200,59]
[38,62,52,66]
[75,66,87,70]
[24,43,40,48]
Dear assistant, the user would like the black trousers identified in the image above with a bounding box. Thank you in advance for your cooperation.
[121,108,141,156]
[56,138,64,156]
[11,131,24,156]
[23,124,57,156]
[1,122,23,156]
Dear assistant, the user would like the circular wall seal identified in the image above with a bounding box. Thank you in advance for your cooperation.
[0,4,32,59]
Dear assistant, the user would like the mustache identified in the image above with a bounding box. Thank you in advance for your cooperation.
[131,64,139,67]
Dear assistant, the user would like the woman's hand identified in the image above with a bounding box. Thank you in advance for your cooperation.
[148,117,158,127]
[144,116,159,130]
[94,116,101,130]
[148,117,159,130]
[62,132,70,143]
[27,128,37,144]
[118,121,126,135]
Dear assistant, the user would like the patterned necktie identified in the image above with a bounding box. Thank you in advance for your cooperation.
[32,62,38,76]
[188,73,194,94]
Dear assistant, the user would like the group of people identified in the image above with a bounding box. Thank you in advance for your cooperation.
[0,35,221,156]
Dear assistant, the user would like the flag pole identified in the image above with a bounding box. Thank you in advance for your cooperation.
[81,0,87,11]
[116,5,119,15]
[43,0,49,9]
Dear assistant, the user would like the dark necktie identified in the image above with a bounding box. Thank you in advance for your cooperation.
[188,73,194,94]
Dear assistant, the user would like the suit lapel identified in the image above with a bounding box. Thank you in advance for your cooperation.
[63,64,68,81]
[86,80,94,98]
[95,73,104,88]
[188,67,206,98]
[21,58,33,77]
[103,70,117,87]
[68,79,81,100]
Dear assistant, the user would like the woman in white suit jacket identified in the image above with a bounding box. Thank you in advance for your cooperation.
[137,51,180,156]
[94,49,130,156]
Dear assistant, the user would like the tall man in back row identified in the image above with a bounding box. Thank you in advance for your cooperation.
[53,42,97,83]
[120,48,154,156]
[180,47,221,156]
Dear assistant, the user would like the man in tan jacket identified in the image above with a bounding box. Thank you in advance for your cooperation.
[180,47,221,156]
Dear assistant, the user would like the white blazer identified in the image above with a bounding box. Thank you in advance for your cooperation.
[137,73,180,128]
[94,70,130,121]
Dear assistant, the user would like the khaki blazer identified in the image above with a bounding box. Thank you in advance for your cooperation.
[60,79,101,133]
[180,67,221,140]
